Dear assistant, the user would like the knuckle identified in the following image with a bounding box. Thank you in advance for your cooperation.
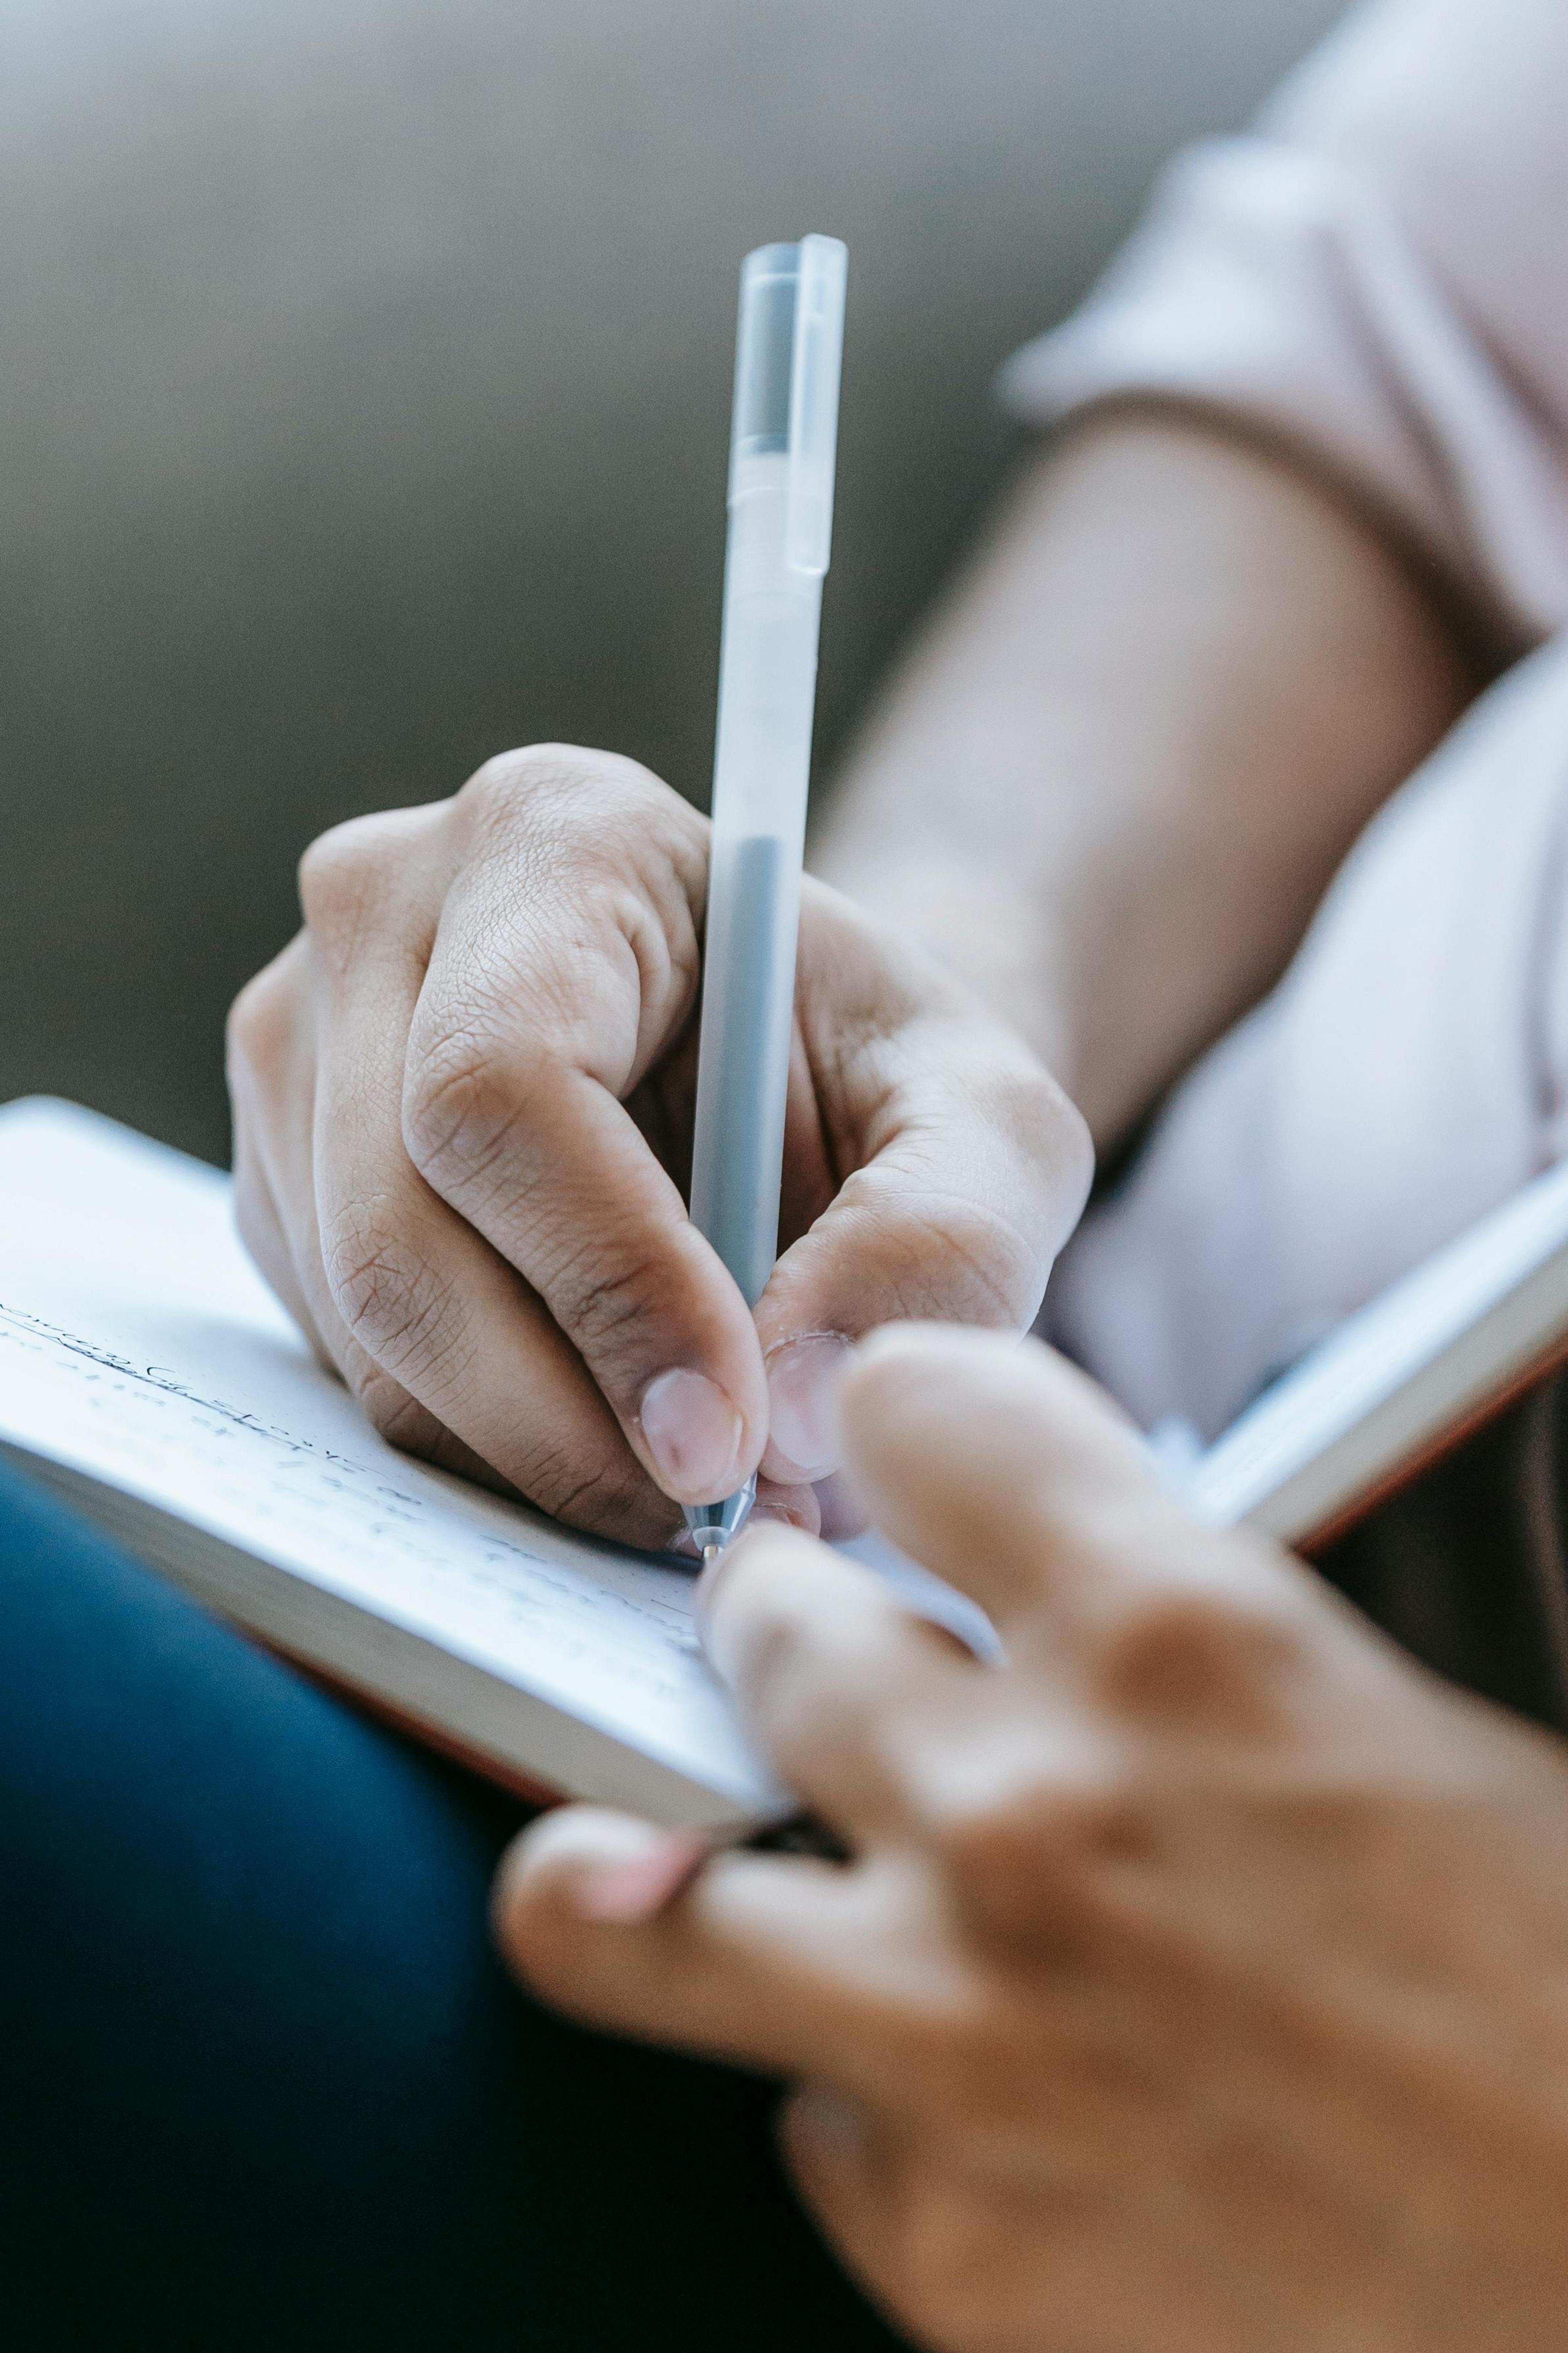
[990,1051,1093,1171]
[927,1760,1147,1935]
[1094,1584,1302,1728]
[552,1232,674,1371]
[452,752,707,1048]
[343,1318,669,1545]
[458,745,707,899]
[456,747,568,842]
[347,1358,448,1456]
[929,1782,1047,1890]
[411,1099,685,1403]
[852,1179,1042,1328]
[403,1024,532,1193]
[322,1204,458,1373]
[225,957,293,1090]
[526,1443,669,1546]
[297,812,404,943]
[460,744,659,841]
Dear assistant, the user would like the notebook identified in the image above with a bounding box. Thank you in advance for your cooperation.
[4,1095,1568,1829]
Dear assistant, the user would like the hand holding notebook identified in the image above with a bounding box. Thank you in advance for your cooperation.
[496,1317,1568,2353]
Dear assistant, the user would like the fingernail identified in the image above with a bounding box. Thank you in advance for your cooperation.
[764,1334,852,1483]
[639,1367,744,1502]
[575,1828,712,1923]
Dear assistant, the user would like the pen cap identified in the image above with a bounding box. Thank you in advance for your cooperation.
[728,234,847,577]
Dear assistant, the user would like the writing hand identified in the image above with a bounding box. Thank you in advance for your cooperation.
[228,749,1089,1547]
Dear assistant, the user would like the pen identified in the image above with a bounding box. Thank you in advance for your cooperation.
[683,234,849,1566]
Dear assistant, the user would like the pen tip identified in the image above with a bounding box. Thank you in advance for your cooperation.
[701,1542,720,1569]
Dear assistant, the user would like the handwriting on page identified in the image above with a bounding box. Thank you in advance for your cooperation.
[0,1297,760,1789]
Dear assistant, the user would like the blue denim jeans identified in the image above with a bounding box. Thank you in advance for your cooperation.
[0,1461,900,2351]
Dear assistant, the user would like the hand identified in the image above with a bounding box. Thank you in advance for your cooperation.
[496,1325,1568,2352]
[227,747,1089,1548]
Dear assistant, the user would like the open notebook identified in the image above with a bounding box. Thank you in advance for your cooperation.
[5,1097,1568,1829]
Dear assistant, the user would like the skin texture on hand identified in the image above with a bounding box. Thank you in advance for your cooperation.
[497,1327,1568,2353]
[227,747,1090,1549]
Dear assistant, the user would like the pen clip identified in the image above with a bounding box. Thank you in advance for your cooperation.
[783,234,847,578]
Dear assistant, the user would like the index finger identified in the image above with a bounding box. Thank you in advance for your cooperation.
[400,747,770,1511]
[838,1326,1296,1658]
[699,1521,974,1836]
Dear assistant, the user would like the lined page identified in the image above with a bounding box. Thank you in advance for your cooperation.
[0,1099,773,1811]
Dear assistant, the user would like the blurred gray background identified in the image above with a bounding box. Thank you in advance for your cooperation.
[0,0,1346,1162]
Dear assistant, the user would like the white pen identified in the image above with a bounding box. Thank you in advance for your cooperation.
[684,234,849,1565]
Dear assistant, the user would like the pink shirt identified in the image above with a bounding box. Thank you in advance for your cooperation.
[1005,0,1568,650]
[1002,0,1568,1439]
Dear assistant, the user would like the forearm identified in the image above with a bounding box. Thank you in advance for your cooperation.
[812,408,1479,1149]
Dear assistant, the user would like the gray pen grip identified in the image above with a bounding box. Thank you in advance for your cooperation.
[688,832,801,1308]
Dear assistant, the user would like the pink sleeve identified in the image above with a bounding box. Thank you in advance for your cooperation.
[1002,0,1568,642]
